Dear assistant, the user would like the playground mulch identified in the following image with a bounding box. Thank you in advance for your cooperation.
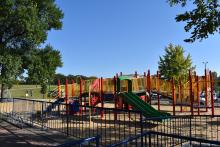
[0,120,75,147]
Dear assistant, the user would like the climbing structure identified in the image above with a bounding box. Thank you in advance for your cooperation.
[52,69,216,116]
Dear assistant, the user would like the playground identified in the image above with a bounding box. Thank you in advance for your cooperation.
[1,70,220,146]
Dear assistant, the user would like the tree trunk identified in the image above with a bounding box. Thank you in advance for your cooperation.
[1,83,4,101]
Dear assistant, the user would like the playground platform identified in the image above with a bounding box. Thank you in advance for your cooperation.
[0,119,75,147]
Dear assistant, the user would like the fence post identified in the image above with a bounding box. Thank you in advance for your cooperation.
[189,115,192,146]
[140,112,144,147]
[148,133,151,147]
[41,102,44,130]
[12,98,15,115]
[96,135,100,147]
[32,101,34,126]
[66,112,69,136]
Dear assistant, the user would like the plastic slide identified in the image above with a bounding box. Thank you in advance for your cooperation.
[121,92,170,118]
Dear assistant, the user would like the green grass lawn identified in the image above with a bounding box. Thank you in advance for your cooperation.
[3,84,81,99]
[7,85,57,99]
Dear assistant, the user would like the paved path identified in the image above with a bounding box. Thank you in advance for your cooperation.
[0,120,75,147]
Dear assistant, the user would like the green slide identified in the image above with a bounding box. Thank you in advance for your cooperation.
[120,92,170,118]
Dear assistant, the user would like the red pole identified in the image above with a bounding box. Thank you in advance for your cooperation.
[210,71,215,116]
[144,72,147,103]
[58,79,61,98]
[72,80,74,97]
[135,71,137,78]
[65,78,69,115]
[113,76,117,120]
[157,71,160,111]
[189,70,194,116]
[79,79,82,114]
[205,69,208,112]
[115,74,120,109]
[101,77,104,118]
[147,69,151,105]
[196,76,200,115]
[172,78,176,116]
[84,95,86,112]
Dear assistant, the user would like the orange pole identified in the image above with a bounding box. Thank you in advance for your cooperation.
[179,78,182,112]
[196,76,200,115]
[205,69,208,112]
[157,71,160,111]
[71,80,74,97]
[189,70,194,115]
[58,79,61,98]
[65,78,69,114]
[172,78,176,116]
[210,71,215,116]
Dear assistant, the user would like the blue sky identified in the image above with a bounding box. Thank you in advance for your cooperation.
[45,0,220,78]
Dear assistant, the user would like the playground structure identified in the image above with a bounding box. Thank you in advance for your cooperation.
[54,69,217,117]
[1,69,220,146]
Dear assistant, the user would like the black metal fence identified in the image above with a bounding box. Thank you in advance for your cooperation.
[57,135,100,147]
[1,98,220,146]
[143,115,220,142]
[108,131,220,147]
[0,98,143,145]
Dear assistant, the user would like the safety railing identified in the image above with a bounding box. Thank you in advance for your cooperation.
[1,98,220,146]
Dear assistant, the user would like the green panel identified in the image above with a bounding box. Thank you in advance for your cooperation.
[118,76,132,81]
[117,76,133,93]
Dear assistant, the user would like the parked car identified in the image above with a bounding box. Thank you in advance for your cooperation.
[200,92,217,105]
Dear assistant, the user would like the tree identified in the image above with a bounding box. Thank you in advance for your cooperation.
[158,44,194,84]
[0,54,22,98]
[27,45,63,97]
[0,0,63,98]
[168,0,220,42]
[211,71,219,91]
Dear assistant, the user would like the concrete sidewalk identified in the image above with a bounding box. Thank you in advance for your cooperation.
[0,120,75,147]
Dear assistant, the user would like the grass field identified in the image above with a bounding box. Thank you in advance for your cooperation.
[1,83,82,99]
[3,85,57,99]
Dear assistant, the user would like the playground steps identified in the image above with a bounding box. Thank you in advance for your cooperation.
[44,98,64,114]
